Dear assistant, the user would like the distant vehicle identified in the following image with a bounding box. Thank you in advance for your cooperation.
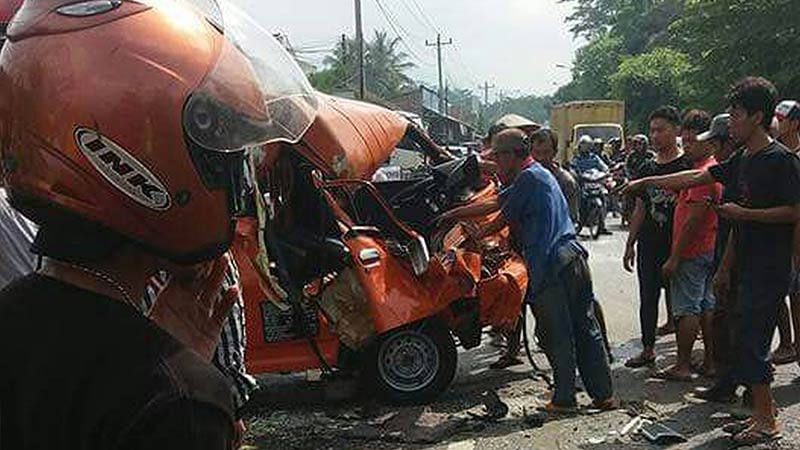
[396,110,426,132]
[550,101,626,163]
[576,168,611,240]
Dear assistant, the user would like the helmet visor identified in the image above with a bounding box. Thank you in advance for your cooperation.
[138,0,318,152]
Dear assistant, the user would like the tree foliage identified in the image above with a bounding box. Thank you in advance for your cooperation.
[670,0,800,110]
[558,0,799,131]
[610,48,696,131]
[310,31,415,100]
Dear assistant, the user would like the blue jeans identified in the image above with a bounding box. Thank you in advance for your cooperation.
[670,253,716,318]
[532,254,613,406]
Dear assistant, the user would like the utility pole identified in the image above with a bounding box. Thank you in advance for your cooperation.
[444,81,449,116]
[481,81,496,106]
[354,0,365,100]
[425,33,452,113]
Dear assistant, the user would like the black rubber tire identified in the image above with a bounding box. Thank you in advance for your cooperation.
[364,322,457,405]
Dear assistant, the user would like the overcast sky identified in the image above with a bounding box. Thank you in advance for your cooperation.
[235,0,583,99]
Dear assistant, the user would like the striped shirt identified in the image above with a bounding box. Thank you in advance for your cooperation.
[141,256,257,410]
[0,188,37,289]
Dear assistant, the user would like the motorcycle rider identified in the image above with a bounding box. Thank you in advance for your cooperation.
[0,0,317,448]
[573,135,612,235]
[625,134,656,180]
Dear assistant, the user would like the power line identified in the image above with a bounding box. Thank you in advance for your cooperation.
[372,0,435,66]
[394,0,436,34]
[374,0,421,41]
[446,45,480,88]
[406,0,439,33]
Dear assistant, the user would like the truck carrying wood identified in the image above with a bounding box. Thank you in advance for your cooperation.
[549,100,625,163]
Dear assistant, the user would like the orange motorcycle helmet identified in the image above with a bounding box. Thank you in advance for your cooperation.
[0,0,318,264]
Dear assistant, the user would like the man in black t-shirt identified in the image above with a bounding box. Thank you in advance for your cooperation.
[623,106,690,368]
[627,77,800,447]
[0,265,236,450]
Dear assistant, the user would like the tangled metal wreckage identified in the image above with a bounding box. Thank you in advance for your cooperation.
[234,95,527,404]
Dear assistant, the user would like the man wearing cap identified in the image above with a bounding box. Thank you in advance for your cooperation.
[693,113,745,403]
[654,110,722,382]
[776,100,800,152]
[775,100,800,370]
[438,128,616,413]
[494,114,541,136]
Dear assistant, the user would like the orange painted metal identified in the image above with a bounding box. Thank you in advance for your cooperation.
[477,257,527,332]
[266,95,409,180]
[232,218,340,374]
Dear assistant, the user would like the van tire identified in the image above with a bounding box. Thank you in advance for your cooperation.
[364,322,457,405]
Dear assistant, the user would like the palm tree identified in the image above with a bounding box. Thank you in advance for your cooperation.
[364,31,415,99]
[310,31,415,100]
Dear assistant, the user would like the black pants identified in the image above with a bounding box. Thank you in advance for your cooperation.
[637,236,671,349]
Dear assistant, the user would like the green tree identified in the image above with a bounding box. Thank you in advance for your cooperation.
[609,47,696,131]
[670,0,800,110]
[563,0,686,54]
[309,31,415,100]
[555,32,627,103]
[364,31,415,99]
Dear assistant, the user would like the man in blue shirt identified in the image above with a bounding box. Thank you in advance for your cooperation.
[438,129,615,412]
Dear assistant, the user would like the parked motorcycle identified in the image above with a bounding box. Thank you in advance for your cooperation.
[576,168,612,240]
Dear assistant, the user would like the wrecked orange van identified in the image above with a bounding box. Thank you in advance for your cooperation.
[233,95,526,404]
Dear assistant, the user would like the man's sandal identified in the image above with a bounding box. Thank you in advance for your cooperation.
[625,354,655,368]
[730,428,782,448]
[537,401,578,415]
[722,418,753,435]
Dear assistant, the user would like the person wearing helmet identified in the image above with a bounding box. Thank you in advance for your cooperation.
[625,134,655,180]
[573,135,610,174]
[776,100,800,152]
[591,137,610,164]
[572,135,612,235]
[0,0,317,449]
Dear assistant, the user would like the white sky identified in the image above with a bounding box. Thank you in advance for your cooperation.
[235,0,583,99]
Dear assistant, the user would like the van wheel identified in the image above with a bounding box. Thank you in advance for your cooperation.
[365,323,457,405]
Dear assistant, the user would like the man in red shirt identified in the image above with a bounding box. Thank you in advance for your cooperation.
[656,110,723,381]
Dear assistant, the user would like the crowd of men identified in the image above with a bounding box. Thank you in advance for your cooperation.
[471,77,800,447]
[622,79,800,446]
